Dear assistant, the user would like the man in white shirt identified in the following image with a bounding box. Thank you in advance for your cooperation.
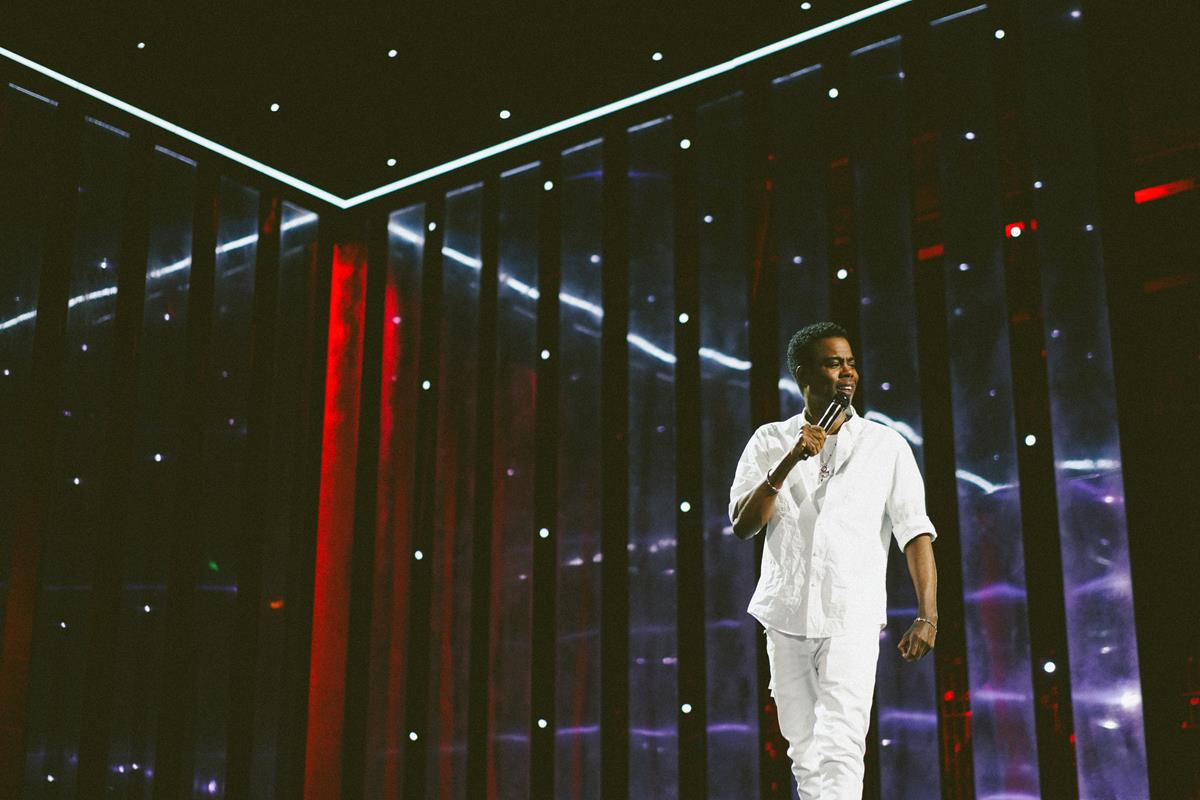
[729,322,937,799]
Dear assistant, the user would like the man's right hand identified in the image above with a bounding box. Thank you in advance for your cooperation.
[791,424,827,461]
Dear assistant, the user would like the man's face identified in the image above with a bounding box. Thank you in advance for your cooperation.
[796,336,858,406]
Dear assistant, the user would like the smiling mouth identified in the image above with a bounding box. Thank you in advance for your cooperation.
[836,383,856,393]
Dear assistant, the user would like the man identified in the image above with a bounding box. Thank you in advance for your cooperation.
[728,322,937,799]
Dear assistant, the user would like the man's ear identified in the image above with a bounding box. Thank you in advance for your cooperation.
[793,365,807,392]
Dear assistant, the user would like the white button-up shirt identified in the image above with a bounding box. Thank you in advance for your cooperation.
[728,407,936,637]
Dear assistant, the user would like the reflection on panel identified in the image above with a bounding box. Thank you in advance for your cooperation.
[1018,0,1150,795]
[364,203,424,800]
[695,92,759,798]
[771,65,832,418]
[192,177,260,796]
[488,162,539,799]
[847,37,942,798]
[0,86,56,646]
[626,116,678,799]
[930,13,1042,799]
[107,146,197,796]
[556,142,603,800]
[22,117,128,795]
[427,183,482,800]
[251,201,319,799]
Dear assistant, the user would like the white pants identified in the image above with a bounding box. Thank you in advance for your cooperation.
[765,626,880,800]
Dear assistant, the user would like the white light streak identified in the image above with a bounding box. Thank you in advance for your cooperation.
[0,48,340,205]
[863,410,924,445]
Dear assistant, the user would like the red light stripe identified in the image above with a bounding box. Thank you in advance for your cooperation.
[917,243,944,261]
[304,242,367,800]
[1134,177,1197,204]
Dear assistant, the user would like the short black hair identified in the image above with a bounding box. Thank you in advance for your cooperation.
[786,322,851,377]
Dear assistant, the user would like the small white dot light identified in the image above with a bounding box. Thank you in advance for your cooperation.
[499,109,511,120]
[73,477,81,486]
[388,49,398,58]
[164,312,171,321]
[421,380,431,390]
[137,42,146,50]
[965,131,976,141]
[1085,224,1094,232]
[1070,9,1082,18]
[1043,660,1057,673]
[652,52,664,62]
[409,731,419,741]
[678,313,689,324]
[143,604,151,613]
[414,550,424,560]
[679,501,691,513]
[59,621,67,629]
[589,254,601,264]
[154,453,163,462]
[801,2,812,9]
[681,703,693,714]
[387,158,397,167]
[540,349,550,360]
[539,528,550,539]
[543,180,554,192]
[537,718,548,729]
[679,138,691,150]
[828,87,839,99]
[959,262,970,272]
[836,268,849,280]
[47,775,55,783]
[995,29,1006,39]
[1033,180,1044,189]
[427,221,437,232]
[1024,434,1037,446]
[1010,225,1023,238]
[703,214,714,224]
[270,103,280,113]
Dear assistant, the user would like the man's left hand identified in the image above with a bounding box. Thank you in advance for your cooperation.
[898,619,936,662]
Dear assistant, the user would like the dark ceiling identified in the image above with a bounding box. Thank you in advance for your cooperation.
[3,1,876,198]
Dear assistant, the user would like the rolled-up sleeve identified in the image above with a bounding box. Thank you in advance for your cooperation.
[886,441,936,551]
[728,426,769,524]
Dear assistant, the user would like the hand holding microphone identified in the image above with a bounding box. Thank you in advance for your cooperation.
[792,393,851,460]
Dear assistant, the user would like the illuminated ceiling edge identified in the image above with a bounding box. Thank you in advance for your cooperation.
[0,44,347,207]
[0,0,910,211]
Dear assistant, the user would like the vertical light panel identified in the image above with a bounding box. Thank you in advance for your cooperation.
[847,36,942,798]
[771,64,832,418]
[0,84,54,668]
[426,183,482,800]
[1019,1,1150,795]
[252,201,319,800]
[106,147,196,794]
[195,177,260,797]
[626,116,678,799]
[930,10,1042,798]
[556,141,603,800]
[304,240,366,800]
[695,92,759,798]
[21,117,128,794]
[363,203,424,800]
[487,162,539,799]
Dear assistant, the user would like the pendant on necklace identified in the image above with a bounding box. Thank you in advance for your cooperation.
[819,464,832,481]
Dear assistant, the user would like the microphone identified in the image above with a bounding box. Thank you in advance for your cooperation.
[800,392,851,459]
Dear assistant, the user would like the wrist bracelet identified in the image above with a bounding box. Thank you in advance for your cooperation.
[764,468,780,494]
[914,616,938,633]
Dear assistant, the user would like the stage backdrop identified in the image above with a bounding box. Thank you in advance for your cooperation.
[1,1,1196,799]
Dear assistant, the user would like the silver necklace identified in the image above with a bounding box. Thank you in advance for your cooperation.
[818,437,837,482]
